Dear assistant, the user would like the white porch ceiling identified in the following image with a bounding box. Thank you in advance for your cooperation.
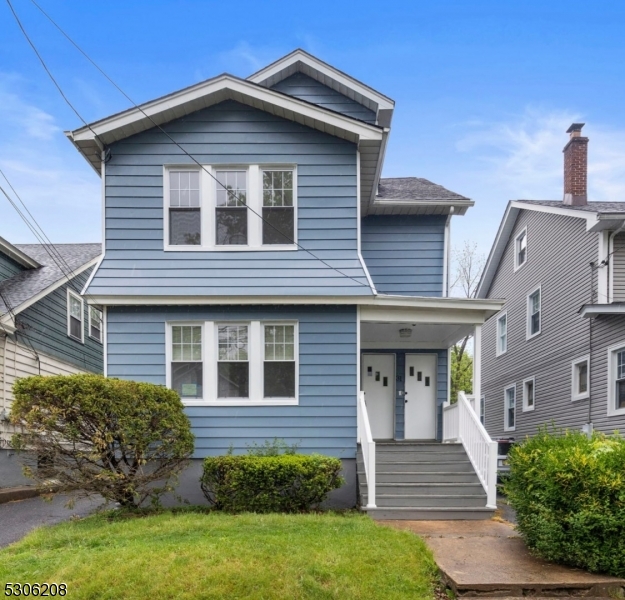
[361,321,473,349]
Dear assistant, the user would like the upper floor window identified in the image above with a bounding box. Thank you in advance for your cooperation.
[527,286,541,339]
[89,306,103,343]
[504,385,516,431]
[607,342,625,416]
[164,165,297,251]
[497,313,507,356]
[515,228,527,270]
[67,290,84,343]
[571,355,589,401]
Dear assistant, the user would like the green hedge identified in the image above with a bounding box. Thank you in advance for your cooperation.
[504,428,625,577]
[200,454,344,513]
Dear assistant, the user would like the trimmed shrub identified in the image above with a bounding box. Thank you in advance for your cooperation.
[10,374,194,508]
[201,454,344,512]
[504,427,625,577]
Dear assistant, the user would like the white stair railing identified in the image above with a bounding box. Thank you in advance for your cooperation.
[357,391,376,508]
[443,391,497,509]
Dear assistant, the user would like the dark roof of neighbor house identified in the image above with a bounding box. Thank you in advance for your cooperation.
[0,243,101,317]
[377,177,470,202]
[516,200,625,213]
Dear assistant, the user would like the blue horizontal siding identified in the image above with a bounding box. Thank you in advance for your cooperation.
[106,305,357,458]
[361,215,446,296]
[88,100,371,298]
[271,73,376,124]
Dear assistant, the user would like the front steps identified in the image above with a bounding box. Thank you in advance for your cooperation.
[357,441,495,520]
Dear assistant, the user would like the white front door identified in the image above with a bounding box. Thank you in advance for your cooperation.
[404,354,437,440]
[361,354,395,440]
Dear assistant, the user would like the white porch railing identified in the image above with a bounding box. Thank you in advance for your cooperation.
[443,391,498,509]
[356,391,376,508]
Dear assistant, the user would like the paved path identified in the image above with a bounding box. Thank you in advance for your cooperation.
[0,494,104,548]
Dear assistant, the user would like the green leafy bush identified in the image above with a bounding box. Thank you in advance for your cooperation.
[11,374,194,508]
[201,454,344,513]
[504,427,625,576]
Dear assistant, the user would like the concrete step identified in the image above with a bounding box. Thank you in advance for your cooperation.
[363,506,495,520]
[360,471,482,484]
[361,494,488,508]
[375,461,475,472]
[365,482,486,495]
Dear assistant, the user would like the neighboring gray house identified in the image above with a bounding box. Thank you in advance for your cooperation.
[0,237,103,485]
[67,49,504,517]
[477,123,625,440]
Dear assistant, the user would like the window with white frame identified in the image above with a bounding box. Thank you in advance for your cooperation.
[168,170,201,246]
[89,306,103,343]
[522,376,535,411]
[171,325,203,399]
[262,170,295,245]
[480,395,485,425]
[527,287,541,338]
[504,385,516,431]
[571,355,590,401]
[264,324,296,397]
[515,229,527,269]
[216,171,248,246]
[608,344,625,415]
[67,290,83,342]
[497,313,507,355]
[217,324,249,397]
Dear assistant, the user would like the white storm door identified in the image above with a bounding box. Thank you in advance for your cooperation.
[404,354,437,440]
[361,354,395,440]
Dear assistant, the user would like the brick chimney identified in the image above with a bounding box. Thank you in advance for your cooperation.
[563,122,588,206]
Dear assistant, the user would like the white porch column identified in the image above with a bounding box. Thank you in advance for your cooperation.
[473,324,482,401]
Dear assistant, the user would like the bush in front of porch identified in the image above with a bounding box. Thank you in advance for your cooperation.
[504,427,625,577]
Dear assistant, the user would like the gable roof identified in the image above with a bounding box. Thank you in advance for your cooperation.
[0,243,101,326]
[476,199,625,298]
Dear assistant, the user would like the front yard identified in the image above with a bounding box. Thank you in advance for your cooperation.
[0,511,437,599]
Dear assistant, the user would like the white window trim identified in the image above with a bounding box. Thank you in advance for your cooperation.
[571,354,590,402]
[163,164,298,252]
[504,384,516,432]
[88,305,103,344]
[522,376,536,412]
[496,311,507,356]
[165,320,299,406]
[606,341,625,416]
[67,289,84,344]
[526,285,542,340]
[514,227,528,271]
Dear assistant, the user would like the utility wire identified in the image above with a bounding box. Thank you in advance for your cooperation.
[19,0,371,290]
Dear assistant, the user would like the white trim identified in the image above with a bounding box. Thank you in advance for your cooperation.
[442,214,451,296]
[526,285,542,340]
[0,236,40,269]
[261,321,299,402]
[67,288,84,344]
[496,311,508,356]
[598,231,610,303]
[504,384,516,432]
[447,346,452,404]
[571,354,590,402]
[580,303,625,318]
[606,341,625,416]
[522,376,536,412]
[103,305,108,377]
[514,227,528,271]
[356,149,377,294]
[88,305,103,344]
[479,394,485,425]
[473,324,482,401]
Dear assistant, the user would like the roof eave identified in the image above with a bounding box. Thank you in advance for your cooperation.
[579,303,625,318]
[0,236,40,269]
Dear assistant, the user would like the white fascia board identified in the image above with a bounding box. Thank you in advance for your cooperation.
[580,303,625,318]
[69,76,383,145]
[0,237,40,269]
[247,49,395,111]
[510,201,598,220]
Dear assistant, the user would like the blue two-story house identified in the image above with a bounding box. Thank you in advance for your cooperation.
[68,50,503,518]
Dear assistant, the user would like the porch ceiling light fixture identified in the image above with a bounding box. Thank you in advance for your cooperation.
[399,327,413,338]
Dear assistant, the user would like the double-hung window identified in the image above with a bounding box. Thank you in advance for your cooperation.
[527,287,541,338]
[171,325,203,399]
[217,324,249,398]
[515,229,527,269]
[262,170,295,245]
[571,355,590,401]
[168,170,201,246]
[264,324,296,397]
[67,290,84,342]
[607,342,625,415]
[504,385,516,431]
[522,376,535,411]
[497,313,507,355]
[89,306,103,343]
[216,171,248,246]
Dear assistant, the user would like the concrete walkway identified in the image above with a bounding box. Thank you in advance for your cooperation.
[384,519,625,598]
[0,494,104,548]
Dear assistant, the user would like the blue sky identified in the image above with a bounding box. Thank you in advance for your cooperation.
[1,0,625,260]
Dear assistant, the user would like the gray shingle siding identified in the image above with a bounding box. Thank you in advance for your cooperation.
[270,73,376,124]
[361,215,445,296]
[89,100,371,297]
[0,252,24,284]
[106,305,357,458]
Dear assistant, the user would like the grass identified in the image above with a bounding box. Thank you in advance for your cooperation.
[0,510,438,599]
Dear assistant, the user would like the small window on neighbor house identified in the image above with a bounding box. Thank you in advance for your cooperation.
[497,313,507,355]
[169,171,201,246]
[504,385,516,431]
[67,291,83,342]
[571,356,589,401]
[216,171,248,246]
[262,170,295,245]
[89,306,103,343]
[171,325,203,399]
[615,349,625,410]
[480,396,485,425]
[218,324,249,398]
[527,288,541,338]
[515,230,527,269]
[264,324,296,398]
[523,377,535,411]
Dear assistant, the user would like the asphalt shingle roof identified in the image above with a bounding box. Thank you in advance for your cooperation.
[517,200,625,213]
[0,243,101,317]
[377,177,470,202]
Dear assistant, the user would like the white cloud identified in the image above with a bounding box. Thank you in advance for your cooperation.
[0,88,59,141]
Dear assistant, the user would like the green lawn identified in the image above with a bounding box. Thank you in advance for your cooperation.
[0,511,437,599]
